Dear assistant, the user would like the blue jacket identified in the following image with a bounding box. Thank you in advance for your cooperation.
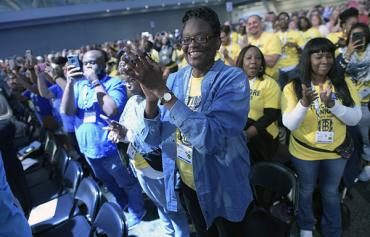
[140,60,253,227]
[0,153,32,237]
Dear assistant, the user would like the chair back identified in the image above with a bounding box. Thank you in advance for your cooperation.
[90,202,127,237]
[250,161,298,211]
[63,160,83,195]
[72,177,102,222]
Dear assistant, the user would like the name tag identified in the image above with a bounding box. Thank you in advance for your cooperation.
[177,143,193,164]
[83,111,96,123]
[315,131,334,144]
[127,143,137,160]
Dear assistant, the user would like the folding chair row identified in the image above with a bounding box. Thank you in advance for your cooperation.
[31,176,127,237]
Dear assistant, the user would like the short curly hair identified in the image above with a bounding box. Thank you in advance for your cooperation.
[182,7,221,37]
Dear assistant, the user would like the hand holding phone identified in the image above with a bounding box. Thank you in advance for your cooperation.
[351,32,365,50]
[67,55,81,70]
[100,114,121,128]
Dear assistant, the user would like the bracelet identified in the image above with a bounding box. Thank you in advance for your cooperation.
[91,80,101,88]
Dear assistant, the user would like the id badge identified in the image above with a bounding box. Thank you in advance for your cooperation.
[315,131,334,144]
[127,143,137,160]
[83,111,96,123]
[177,143,193,164]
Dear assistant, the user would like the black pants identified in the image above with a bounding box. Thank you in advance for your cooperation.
[180,183,249,237]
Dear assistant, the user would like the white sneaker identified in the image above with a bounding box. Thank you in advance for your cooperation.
[300,230,313,237]
[358,166,370,182]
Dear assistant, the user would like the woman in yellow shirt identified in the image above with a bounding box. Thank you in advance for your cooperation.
[281,38,361,237]
[297,17,322,44]
[236,45,281,163]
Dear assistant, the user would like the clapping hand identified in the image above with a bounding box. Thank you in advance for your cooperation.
[319,82,335,108]
[120,49,166,99]
[301,84,318,107]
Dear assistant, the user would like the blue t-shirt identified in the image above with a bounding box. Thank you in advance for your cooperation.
[49,84,75,133]
[73,75,127,158]
[22,87,54,126]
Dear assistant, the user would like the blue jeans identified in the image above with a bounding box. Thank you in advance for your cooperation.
[291,156,347,237]
[136,172,190,237]
[86,154,145,217]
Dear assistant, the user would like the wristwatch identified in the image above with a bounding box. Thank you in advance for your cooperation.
[160,91,174,105]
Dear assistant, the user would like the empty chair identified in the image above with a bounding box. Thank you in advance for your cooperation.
[245,161,298,237]
[36,177,102,237]
[29,148,70,206]
[30,160,84,234]
[90,202,127,237]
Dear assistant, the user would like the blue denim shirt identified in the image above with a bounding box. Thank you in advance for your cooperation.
[74,75,127,158]
[139,60,253,227]
[0,153,32,237]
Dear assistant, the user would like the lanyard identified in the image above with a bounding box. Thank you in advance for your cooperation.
[279,31,288,46]
[183,70,193,106]
[249,77,257,88]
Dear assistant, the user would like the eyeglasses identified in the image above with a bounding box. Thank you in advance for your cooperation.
[181,34,216,45]
[83,60,97,66]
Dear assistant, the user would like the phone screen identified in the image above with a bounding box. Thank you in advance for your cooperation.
[67,55,81,69]
[352,32,365,45]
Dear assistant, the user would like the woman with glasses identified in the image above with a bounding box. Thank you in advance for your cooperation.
[281,38,361,237]
[121,7,252,237]
[236,45,281,163]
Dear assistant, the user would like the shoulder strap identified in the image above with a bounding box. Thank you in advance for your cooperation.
[292,136,336,153]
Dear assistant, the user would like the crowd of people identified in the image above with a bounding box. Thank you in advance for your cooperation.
[0,0,370,237]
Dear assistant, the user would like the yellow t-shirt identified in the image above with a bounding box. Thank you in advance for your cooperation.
[176,76,203,190]
[150,49,160,63]
[281,79,360,160]
[172,48,188,69]
[231,31,239,44]
[276,31,305,69]
[248,32,282,80]
[327,31,345,45]
[249,75,281,138]
[327,31,346,56]
[302,28,322,44]
[215,42,241,66]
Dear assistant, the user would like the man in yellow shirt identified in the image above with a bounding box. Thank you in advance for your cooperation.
[327,8,359,54]
[215,25,241,66]
[247,15,281,79]
[276,12,305,88]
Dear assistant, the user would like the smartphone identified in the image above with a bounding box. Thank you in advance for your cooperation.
[100,114,113,124]
[352,32,365,48]
[67,55,81,70]
[100,114,121,128]
[25,49,32,61]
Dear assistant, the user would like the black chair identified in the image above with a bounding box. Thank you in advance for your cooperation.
[30,160,84,234]
[36,177,103,237]
[245,161,298,237]
[90,202,127,237]
[29,148,71,206]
